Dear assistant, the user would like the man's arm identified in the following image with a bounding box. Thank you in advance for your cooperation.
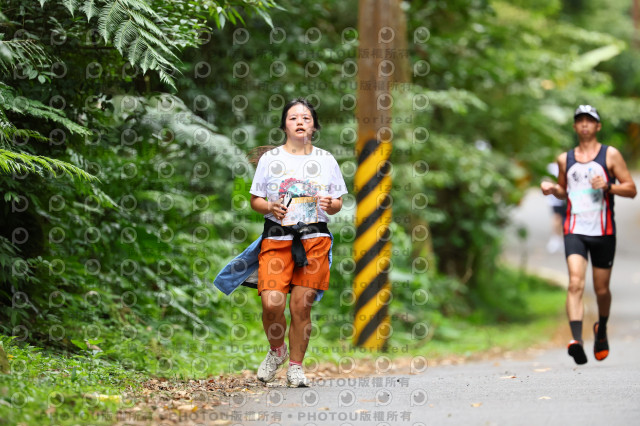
[600,147,637,198]
[541,153,568,200]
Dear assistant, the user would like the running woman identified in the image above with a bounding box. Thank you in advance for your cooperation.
[249,98,347,386]
[541,105,637,364]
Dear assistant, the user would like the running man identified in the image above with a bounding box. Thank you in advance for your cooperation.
[541,105,637,365]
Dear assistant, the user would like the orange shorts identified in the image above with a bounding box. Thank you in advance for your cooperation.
[258,236,331,294]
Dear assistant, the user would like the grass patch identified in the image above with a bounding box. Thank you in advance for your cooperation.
[407,267,567,359]
[415,314,562,359]
[0,336,142,425]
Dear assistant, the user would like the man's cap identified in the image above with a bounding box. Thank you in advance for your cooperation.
[574,104,600,122]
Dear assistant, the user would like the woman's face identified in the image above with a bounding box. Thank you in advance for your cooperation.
[284,104,315,143]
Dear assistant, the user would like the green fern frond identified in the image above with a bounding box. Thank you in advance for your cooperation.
[62,0,80,16]
[157,69,176,88]
[97,0,164,41]
[128,9,165,38]
[80,0,101,21]
[0,99,47,146]
[144,95,251,170]
[0,107,14,133]
[127,36,148,64]
[0,39,51,75]
[136,28,177,59]
[0,149,97,181]
[86,184,118,209]
[109,94,250,171]
[1,83,90,136]
[0,127,49,146]
[139,44,172,74]
[98,0,128,42]
[203,0,279,29]
[118,0,160,20]
[113,19,138,53]
[93,0,178,88]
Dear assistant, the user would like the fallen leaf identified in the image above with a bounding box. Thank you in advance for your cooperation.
[177,404,198,412]
[539,396,551,400]
[84,340,102,352]
[499,376,516,379]
[84,394,122,403]
[534,368,551,372]
[98,394,118,402]
[471,402,483,407]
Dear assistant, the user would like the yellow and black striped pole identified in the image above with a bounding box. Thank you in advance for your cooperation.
[353,137,393,349]
[352,0,407,349]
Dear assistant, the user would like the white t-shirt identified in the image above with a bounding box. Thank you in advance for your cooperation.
[250,146,348,223]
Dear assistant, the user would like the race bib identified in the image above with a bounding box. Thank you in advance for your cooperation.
[568,188,604,214]
[282,197,318,226]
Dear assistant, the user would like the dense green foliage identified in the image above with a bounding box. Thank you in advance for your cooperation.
[1,1,638,421]
[1,335,140,425]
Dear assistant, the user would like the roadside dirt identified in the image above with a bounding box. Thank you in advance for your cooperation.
[114,316,584,425]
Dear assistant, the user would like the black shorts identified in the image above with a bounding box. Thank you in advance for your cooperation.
[564,234,616,269]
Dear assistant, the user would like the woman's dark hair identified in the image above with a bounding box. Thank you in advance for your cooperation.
[279,97,321,132]
[248,97,321,165]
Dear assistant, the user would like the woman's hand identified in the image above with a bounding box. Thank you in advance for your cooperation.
[269,198,288,220]
[318,196,342,215]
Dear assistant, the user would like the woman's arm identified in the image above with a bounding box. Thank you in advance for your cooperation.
[318,196,342,215]
[250,195,288,220]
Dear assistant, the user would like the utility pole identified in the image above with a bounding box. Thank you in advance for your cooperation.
[353,0,408,349]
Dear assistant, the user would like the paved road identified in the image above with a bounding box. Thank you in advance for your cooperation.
[230,179,640,426]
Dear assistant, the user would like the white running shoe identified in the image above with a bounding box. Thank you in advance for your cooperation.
[286,364,310,387]
[257,347,288,383]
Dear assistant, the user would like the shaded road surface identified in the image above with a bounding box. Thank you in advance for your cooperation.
[227,180,640,426]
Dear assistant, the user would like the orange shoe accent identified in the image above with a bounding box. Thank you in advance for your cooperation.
[593,322,609,361]
[594,349,609,361]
